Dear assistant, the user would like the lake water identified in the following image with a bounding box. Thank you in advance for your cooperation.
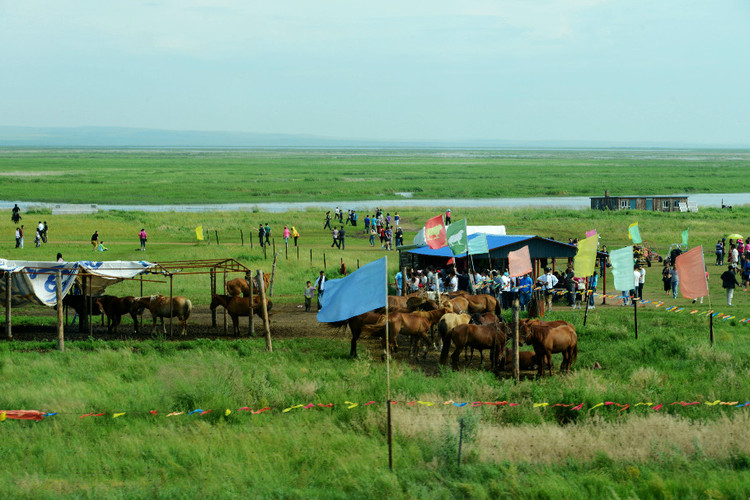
[1,193,748,213]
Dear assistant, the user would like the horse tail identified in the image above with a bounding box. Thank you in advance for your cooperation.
[438,319,448,344]
[571,341,578,367]
[439,332,452,365]
[183,299,192,320]
[494,297,502,317]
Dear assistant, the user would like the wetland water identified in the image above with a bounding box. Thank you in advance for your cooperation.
[1,193,748,213]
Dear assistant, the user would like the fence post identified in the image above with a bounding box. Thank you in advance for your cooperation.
[513,299,520,381]
[310,248,313,264]
[5,272,11,339]
[215,230,219,245]
[248,272,254,336]
[323,253,327,270]
[257,269,272,351]
[56,271,64,351]
[210,268,217,327]
[240,229,244,247]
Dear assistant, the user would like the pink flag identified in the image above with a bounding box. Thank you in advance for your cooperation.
[585,229,597,238]
[508,246,532,278]
[675,246,708,299]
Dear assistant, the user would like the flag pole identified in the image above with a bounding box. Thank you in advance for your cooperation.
[385,255,393,472]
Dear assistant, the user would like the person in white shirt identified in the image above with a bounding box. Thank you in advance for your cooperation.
[536,267,559,310]
[314,271,326,310]
[449,273,459,292]
[637,265,646,299]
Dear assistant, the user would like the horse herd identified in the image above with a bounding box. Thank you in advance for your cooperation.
[62,274,272,337]
[329,291,578,377]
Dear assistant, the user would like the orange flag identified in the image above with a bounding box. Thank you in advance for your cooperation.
[424,214,447,249]
[674,245,708,299]
[508,246,532,278]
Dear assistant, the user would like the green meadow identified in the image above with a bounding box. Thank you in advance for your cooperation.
[2,149,750,498]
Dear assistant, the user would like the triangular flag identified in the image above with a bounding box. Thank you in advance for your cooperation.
[574,234,598,277]
[424,215,447,250]
[468,233,489,256]
[195,226,204,241]
[628,222,642,244]
[446,219,468,255]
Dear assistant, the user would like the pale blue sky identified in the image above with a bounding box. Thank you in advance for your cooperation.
[1,0,748,145]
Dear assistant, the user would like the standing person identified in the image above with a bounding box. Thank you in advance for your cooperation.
[304,281,315,312]
[37,221,44,243]
[264,223,271,246]
[716,240,724,265]
[720,265,740,306]
[14,227,20,248]
[323,211,332,230]
[56,253,64,263]
[518,273,533,311]
[394,269,403,296]
[588,271,599,308]
[291,226,299,246]
[384,227,392,250]
[730,244,739,273]
[34,227,41,247]
[18,225,24,248]
[331,227,339,248]
[445,209,451,225]
[90,230,99,250]
[564,267,576,307]
[258,224,265,247]
[283,226,290,246]
[138,228,148,251]
[363,214,370,234]
[369,226,376,247]
[670,265,679,299]
[536,267,559,311]
[637,264,646,300]
[314,271,326,310]
[741,256,750,291]
[394,212,399,226]
[41,221,48,243]
[662,262,671,296]
[338,226,345,250]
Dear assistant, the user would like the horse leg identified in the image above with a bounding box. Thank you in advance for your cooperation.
[451,343,462,370]
[349,324,360,358]
[112,313,122,334]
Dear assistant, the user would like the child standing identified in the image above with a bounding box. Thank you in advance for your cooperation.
[304,281,315,312]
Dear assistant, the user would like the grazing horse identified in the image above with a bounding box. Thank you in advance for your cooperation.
[326,310,398,358]
[441,316,509,370]
[209,294,272,336]
[226,272,271,296]
[364,308,449,359]
[520,322,578,377]
[96,295,138,334]
[133,294,192,336]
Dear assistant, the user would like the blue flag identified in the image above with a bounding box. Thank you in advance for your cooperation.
[468,233,489,255]
[317,257,387,322]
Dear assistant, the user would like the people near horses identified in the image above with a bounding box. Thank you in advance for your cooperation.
[314,271,326,310]
[11,204,20,223]
[536,267,558,311]
[258,224,265,247]
[56,252,64,263]
[564,267,576,307]
[720,265,740,306]
[518,273,533,311]
[304,281,315,312]
[291,226,299,246]
[264,223,271,245]
[139,228,148,251]
[323,211,332,230]
[331,227,339,248]
[338,226,345,250]
[501,272,512,309]
[716,240,725,265]
[283,226,290,245]
[91,230,99,250]
[394,270,403,296]
[449,272,459,293]
[17,225,24,248]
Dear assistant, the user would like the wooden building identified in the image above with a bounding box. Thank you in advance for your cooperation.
[590,191,690,212]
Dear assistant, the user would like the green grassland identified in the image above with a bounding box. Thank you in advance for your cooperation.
[1,148,749,204]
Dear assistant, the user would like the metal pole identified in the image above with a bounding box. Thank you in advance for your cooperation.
[258,269,272,351]
[385,255,392,472]
[169,273,174,336]
[223,270,227,335]
[513,299,520,381]
[6,272,12,339]
[310,248,312,264]
[88,274,93,337]
[710,313,714,346]
[240,229,244,246]
[210,268,217,328]
[633,297,638,340]
[140,274,144,330]
[56,271,64,351]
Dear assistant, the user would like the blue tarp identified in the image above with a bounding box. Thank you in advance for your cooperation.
[408,235,536,257]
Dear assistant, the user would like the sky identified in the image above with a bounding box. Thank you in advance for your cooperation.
[1,0,749,146]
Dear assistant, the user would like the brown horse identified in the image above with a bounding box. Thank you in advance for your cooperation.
[520,322,578,376]
[226,272,271,296]
[210,294,273,336]
[132,294,192,335]
[437,312,472,349]
[448,296,470,314]
[364,308,449,359]
[498,348,542,371]
[441,316,509,370]
[463,294,503,315]
[96,295,139,334]
[326,310,399,358]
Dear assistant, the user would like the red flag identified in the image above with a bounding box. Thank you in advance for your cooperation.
[675,246,708,299]
[446,257,455,265]
[424,214,447,249]
[508,246,532,278]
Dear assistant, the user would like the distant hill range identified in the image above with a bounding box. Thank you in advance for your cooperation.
[0,126,744,149]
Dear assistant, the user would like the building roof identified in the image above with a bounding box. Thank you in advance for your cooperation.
[407,234,583,259]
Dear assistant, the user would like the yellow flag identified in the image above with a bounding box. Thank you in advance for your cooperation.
[195,226,204,241]
[574,234,598,277]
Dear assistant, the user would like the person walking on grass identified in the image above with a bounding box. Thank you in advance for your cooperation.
[338,226,345,250]
[283,226,290,246]
[91,230,99,250]
[258,224,265,247]
[139,228,148,251]
[314,271,326,311]
[264,223,271,246]
[291,226,299,246]
[304,281,315,312]
[721,265,740,306]
[18,225,24,248]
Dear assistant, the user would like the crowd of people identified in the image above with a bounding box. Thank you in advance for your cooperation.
[323,207,403,251]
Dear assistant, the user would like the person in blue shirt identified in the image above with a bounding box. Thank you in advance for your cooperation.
[588,271,599,308]
[394,270,403,296]
[518,273,533,311]
[363,215,370,234]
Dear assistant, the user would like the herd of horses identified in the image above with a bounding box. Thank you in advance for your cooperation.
[328,291,578,377]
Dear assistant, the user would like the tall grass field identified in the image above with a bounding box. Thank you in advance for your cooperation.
[2,149,750,498]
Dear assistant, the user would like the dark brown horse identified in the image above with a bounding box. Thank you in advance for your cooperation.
[363,308,449,359]
[62,294,103,332]
[132,294,192,336]
[96,295,139,334]
[209,294,272,336]
[226,272,270,296]
[498,348,542,371]
[326,310,398,358]
[441,316,509,370]
[520,322,578,376]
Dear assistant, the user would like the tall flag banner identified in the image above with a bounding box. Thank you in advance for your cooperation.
[682,229,689,248]
[468,233,489,256]
[585,229,597,238]
[628,222,642,244]
[424,215,447,250]
[195,226,204,241]
[317,257,387,323]
[610,246,635,292]
[574,234,598,278]
[675,246,708,299]
[508,246,532,278]
[446,218,468,255]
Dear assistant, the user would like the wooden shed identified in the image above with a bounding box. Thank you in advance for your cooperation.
[590,191,689,212]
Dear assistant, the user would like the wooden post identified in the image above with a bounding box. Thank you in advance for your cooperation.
[257,270,272,351]
[6,272,12,339]
[56,271,64,351]
[357,259,360,269]
[435,274,441,307]
[223,270,227,335]
[633,297,638,340]
[169,273,174,336]
[88,274,93,337]
[323,253,327,270]
[710,313,714,345]
[583,285,590,326]
[387,399,393,472]
[140,274,144,330]
[297,246,300,261]
[215,230,219,245]
[263,244,267,260]
[269,253,279,297]
[240,229,244,246]
[401,266,407,296]
[513,299,520,381]
[310,248,313,264]
[285,241,288,260]
[272,238,276,255]
[210,268,217,327]
[602,263,607,305]
[250,232,253,249]
[247,272,254,336]
[80,273,87,333]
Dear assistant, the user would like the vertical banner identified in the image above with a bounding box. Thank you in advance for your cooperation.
[674,246,708,299]
[424,215,447,249]
[628,223,642,244]
[508,246,532,278]
[610,246,634,292]
[196,226,204,241]
[317,257,387,322]
[574,235,598,277]
[681,229,689,248]
[467,233,489,256]
[446,219,468,255]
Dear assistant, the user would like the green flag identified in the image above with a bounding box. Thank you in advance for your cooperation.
[468,233,489,255]
[628,222,642,244]
[682,229,689,248]
[446,219,468,255]
[611,246,635,292]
